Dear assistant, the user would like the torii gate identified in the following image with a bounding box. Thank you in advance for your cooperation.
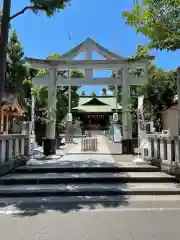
[25,38,153,156]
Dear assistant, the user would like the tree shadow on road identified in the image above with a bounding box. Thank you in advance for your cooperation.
[0,195,130,218]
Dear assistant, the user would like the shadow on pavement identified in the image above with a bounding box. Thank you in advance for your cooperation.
[0,195,130,218]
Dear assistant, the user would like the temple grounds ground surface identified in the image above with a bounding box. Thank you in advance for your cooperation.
[1,134,180,240]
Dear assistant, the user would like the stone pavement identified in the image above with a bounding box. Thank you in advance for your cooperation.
[60,135,115,164]
[105,136,135,163]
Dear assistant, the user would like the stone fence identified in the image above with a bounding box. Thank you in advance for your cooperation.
[142,133,180,173]
[0,134,29,175]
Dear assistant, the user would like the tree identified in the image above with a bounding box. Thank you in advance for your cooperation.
[91,91,96,97]
[141,69,176,131]
[6,30,28,93]
[123,0,180,51]
[101,88,107,96]
[128,45,177,131]
[81,90,86,96]
[0,0,71,100]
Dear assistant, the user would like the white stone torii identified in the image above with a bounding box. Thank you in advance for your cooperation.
[26,38,153,155]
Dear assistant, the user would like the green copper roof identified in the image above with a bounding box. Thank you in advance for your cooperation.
[72,96,122,113]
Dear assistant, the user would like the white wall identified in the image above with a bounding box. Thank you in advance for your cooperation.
[162,106,178,135]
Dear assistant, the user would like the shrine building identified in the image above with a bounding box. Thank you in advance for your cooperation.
[72,95,122,130]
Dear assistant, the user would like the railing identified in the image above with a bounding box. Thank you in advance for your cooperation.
[0,134,29,173]
[142,133,180,172]
[81,136,98,152]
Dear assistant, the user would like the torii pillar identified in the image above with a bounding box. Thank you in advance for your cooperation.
[43,68,57,156]
[121,66,133,154]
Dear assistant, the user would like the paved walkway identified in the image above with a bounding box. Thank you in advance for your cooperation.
[105,137,135,163]
[61,135,115,164]
[27,134,135,167]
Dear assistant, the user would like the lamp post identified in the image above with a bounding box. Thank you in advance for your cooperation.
[0,0,11,101]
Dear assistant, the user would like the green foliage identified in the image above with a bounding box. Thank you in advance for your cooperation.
[70,71,83,78]
[108,44,151,102]
[129,44,152,60]
[108,44,177,131]
[6,30,28,94]
[30,0,70,15]
[101,88,107,96]
[129,45,177,131]
[123,0,180,51]
[142,69,176,131]
[91,91,96,97]
[10,0,70,20]
[32,53,81,125]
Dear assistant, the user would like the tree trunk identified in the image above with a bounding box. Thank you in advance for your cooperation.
[0,0,11,101]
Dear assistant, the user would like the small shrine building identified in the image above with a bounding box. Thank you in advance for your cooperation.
[0,97,24,134]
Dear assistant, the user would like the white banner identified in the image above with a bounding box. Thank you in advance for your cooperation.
[136,96,149,160]
[137,95,145,132]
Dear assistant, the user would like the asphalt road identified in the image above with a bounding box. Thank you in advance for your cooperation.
[1,200,180,240]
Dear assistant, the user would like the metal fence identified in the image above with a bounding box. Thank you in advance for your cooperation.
[81,136,98,152]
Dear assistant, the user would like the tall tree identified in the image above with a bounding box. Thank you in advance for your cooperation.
[123,0,180,51]
[91,91,96,97]
[6,30,28,94]
[101,88,107,96]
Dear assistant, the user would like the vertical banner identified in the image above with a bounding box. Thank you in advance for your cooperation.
[137,96,146,139]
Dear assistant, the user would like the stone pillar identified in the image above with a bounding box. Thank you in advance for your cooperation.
[121,67,132,154]
[43,68,57,156]
[85,47,93,79]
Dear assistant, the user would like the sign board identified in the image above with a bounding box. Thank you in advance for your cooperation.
[113,112,119,122]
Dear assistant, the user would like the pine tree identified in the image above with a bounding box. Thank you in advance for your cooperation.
[6,30,27,92]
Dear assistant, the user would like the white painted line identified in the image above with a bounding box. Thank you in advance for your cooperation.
[78,207,180,212]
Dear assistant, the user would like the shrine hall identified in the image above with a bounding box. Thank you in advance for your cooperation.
[72,96,122,130]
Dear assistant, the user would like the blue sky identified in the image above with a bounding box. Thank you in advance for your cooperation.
[9,0,180,95]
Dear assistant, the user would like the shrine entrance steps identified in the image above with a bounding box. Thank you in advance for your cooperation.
[0,162,180,201]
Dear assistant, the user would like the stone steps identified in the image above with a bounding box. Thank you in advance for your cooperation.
[0,183,179,198]
[15,164,160,173]
[0,172,175,185]
[0,162,179,199]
